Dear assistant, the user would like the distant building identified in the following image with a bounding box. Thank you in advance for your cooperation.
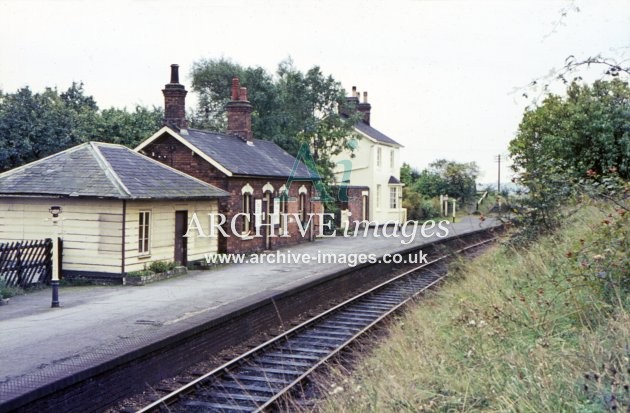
[0,142,228,282]
[332,87,406,225]
[136,65,321,254]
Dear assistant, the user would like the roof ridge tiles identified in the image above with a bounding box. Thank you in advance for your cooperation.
[88,142,132,198]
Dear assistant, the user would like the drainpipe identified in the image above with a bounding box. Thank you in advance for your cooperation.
[121,200,126,279]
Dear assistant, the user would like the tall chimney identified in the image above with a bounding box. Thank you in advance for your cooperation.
[162,64,188,129]
[226,76,253,142]
[357,91,371,125]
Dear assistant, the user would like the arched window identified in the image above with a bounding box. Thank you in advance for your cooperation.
[298,185,308,222]
[241,184,254,234]
[278,186,289,234]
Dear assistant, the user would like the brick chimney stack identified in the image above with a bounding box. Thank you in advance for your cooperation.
[226,77,253,143]
[162,64,188,129]
[340,86,371,125]
[357,91,371,125]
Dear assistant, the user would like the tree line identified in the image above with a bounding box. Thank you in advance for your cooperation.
[0,83,163,172]
[0,58,359,197]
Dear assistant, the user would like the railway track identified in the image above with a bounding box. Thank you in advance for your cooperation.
[138,236,496,413]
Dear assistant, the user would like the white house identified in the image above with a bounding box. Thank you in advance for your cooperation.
[332,87,406,225]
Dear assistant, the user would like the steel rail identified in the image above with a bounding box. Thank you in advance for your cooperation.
[138,236,496,413]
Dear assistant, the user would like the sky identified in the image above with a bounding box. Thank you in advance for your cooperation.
[0,0,628,183]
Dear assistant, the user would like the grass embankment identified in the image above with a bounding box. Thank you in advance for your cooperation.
[319,204,629,412]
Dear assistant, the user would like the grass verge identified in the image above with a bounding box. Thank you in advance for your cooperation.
[318,203,629,412]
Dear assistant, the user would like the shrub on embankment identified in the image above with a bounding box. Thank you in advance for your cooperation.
[318,202,629,412]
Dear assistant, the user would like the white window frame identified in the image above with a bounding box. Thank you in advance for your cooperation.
[390,187,398,209]
[390,149,395,169]
[241,184,254,235]
[138,210,151,255]
[376,184,381,210]
[376,147,382,167]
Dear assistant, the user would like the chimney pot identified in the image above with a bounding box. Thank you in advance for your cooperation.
[231,77,240,100]
[363,91,368,103]
[226,77,253,142]
[170,64,179,84]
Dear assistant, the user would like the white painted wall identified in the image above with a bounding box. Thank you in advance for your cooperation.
[0,197,220,276]
[332,131,406,224]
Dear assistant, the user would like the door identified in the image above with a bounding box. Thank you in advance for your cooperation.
[174,211,188,266]
[362,195,369,221]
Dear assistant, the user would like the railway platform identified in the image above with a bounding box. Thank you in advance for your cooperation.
[0,216,499,411]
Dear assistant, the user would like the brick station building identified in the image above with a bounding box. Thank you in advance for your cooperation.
[136,65,321,254]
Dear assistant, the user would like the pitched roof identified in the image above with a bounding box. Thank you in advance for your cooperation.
[141,127,317,179]
[0,142,229,200]
[354,121,402,146]
[388,175,402,184]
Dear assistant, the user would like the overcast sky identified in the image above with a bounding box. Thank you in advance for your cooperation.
[1,0,628,182]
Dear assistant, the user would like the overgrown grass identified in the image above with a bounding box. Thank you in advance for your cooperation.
[318,203,629,412]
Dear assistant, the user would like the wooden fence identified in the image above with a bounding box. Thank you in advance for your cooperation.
[0,239,54,288]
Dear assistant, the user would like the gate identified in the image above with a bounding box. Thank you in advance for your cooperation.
[0,239,53,288]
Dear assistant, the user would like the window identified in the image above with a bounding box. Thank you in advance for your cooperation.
[390,150,395,169]
[278,190,289,232]
[376,147,382,167]
[299,193,307,221]
[138,211,151,254]
[242,193,253,234]
[376,184,381,209]
[390,187,398,209]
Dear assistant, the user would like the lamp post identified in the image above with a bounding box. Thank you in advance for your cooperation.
[48,206,62,308]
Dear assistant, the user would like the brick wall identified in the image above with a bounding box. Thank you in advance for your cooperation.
[143,134,320,254]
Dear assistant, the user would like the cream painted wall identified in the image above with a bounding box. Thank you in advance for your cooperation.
[332,131,407,224]
[0,197,220,276]
[124,200,219,272]
[0,197,124,274]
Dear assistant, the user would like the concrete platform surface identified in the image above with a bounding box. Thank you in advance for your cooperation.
[0,216,498,404]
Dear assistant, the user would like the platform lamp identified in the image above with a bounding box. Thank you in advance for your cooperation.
[48,205,62,308]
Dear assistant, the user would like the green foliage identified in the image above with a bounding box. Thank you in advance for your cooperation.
[399,162,419,186]
[189,57,360,189]
[320,204,629,412]
[414,159,479,200]
[510,79,630,180]
[0,83,162,172]
[401,159,478,221]
[0,279,24,299]
[148,260,177,274]
[507,79,630,244]
[96,105,163,147]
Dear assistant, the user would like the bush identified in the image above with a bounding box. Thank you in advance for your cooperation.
[419,198,441,219]
[0,279,24,299]
[148,260,177,274]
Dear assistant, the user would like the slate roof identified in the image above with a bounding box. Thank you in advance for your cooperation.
[388,176,402,184]
[354,121,402,146]
[0,142,229,200]
[181,128,317,179]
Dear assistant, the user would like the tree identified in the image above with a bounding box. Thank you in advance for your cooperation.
[0,86,81,171]
[414,159,479,200]
[400,162,420,186]
[0,83,162,172]
[96,106,163,147]
[510,79,630,180]
[189,57,360,194]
